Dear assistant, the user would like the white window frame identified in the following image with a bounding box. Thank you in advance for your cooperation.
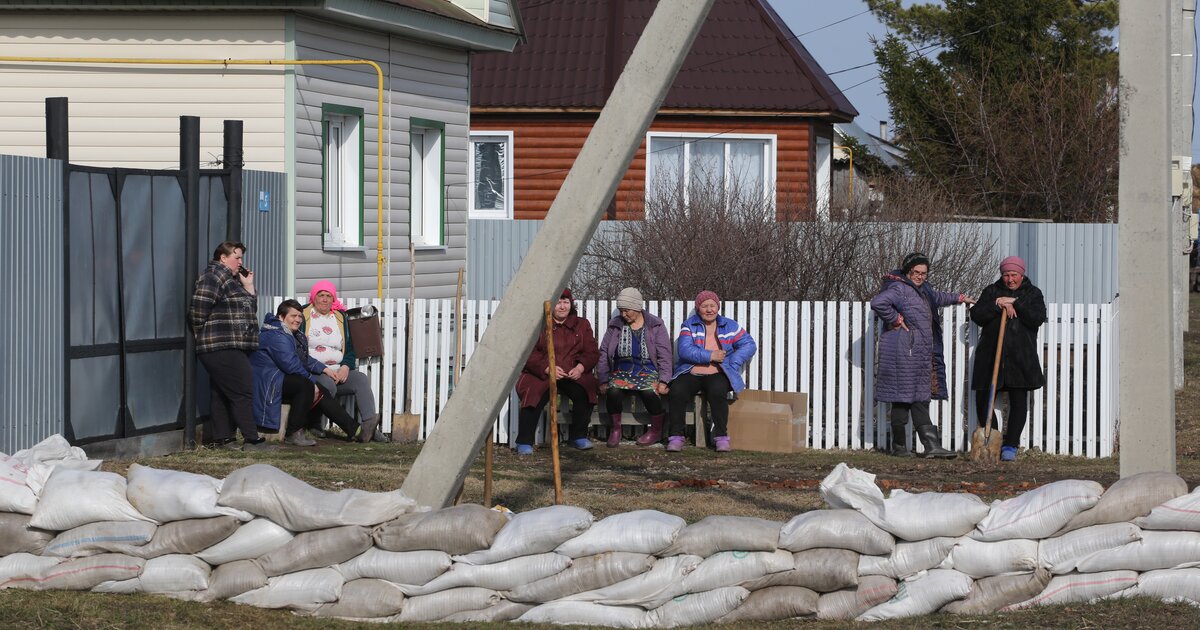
[644,131,777,211]
[814,133,832,221]
[322,105,364,250]
[468,131,514,220]
[410,119,445,248]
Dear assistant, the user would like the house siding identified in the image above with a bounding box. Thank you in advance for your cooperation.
[0,13,287,170]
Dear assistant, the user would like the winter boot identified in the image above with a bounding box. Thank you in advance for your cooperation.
[607,414,622,448]
[916,425,957,459]
[666,435,685,452]
[637,414,666,446]
[889,423,915,458]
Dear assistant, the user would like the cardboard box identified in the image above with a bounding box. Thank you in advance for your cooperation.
[726,389,808,453]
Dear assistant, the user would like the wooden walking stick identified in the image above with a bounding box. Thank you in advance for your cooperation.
[544,300,564,505]
[971,309,1008,463]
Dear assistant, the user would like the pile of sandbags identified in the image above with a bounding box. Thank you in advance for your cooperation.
[3,439,1200,626]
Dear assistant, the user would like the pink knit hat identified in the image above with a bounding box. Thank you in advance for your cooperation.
[694,290,720,311]
[999,256,1026,275]
[308,280,347,312]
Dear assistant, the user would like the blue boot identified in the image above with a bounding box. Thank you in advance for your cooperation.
[1001,446,1017,462]
[570,438,594,451]
[515,444,534,456]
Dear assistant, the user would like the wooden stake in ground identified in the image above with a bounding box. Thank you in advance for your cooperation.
[545,300,564,505]
[391,236,421,442]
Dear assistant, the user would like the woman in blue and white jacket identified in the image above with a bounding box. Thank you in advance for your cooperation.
[666,290,757,452]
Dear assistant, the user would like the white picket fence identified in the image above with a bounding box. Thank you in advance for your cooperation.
[266,296,1121,457]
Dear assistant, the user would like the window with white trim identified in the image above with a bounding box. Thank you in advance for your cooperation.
[469,131,513,219]
[322,104,364,249]
[645,132,776,209]
[410,119,445,247]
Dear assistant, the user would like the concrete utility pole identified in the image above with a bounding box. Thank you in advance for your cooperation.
[1171,0,1196,350]
[400,0,716,508]
[1118,0,1177,476]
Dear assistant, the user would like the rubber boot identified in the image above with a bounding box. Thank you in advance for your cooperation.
[890,423,914,458]
[606,414,622,448]
[637,414,665,446]
[916,424,956,459]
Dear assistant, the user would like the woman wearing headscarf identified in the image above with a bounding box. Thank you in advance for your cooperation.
[597,287,672,448]
[971,256,1047,462]
[513,289,601,454]
[301,280,380,443]
[665,290,757,453]
[871,252,974,458]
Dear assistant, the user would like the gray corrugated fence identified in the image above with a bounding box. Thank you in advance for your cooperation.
[241,170,288,300]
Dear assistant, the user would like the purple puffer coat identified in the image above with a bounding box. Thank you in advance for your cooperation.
[597,311,673,385]
[870,273,962,403]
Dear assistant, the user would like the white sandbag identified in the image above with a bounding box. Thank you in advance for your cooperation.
[0,553,63,588]
[205,559,267,601]
[1038,522,1143,574]
[941,536,1039,578]
[0,454,38,514]
[1126,568,1200,605]
[819,464,987,541]
[674,550,794,600]
[118,516,240,559]
[131,554,211,594]
[454,505,593,565]
[90,577,141,594]
[441,600,534,623]
[10,434,91,468]
[1137,485,1200,531]
[740,549,858,593]
[816,575,898,620]
[778,509,895,555]
[1074,530,1200,572]
[507,552,656,603]
[255,525,373,576]
[856,569,972,621]
[1002,570,1137,609]
[859,537,957,579]
[195,517,293,565]
[1058,472,1187,534]
[23,460,104,499]
[125,464,252,522]
[372,503,509,554]
[22,553,144,591]
[337,548,451,584]
[556,510,685,558]
[29,468,154,531]
[972,479,1103,542]
[660,515,781,557]
[398,586,502,622]
[230,567,343,611]
[564,554,703,608]
[519,601,649,628]
[0,512,53,555]
[650,586,749,628]
[218,464,418,532]
[44,520,157,557]
[943,568,1052,614]
[715,585,819,623]
[310,578,406,619]
[402,552,571,595]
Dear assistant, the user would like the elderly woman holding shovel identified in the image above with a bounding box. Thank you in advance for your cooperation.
[971,256,1048,462]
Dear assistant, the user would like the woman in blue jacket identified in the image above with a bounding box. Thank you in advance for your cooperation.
[665,290,757,452]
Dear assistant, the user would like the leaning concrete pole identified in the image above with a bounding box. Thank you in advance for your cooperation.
[1118,0,1177,476]
[402,0,716,508]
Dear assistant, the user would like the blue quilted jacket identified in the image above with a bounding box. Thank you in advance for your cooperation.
[670,313,757,393]
[870,273,961,403]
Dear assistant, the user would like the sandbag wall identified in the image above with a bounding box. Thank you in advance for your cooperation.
[3,450,1200,625]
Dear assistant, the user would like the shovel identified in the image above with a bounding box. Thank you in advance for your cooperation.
[970,309,1007,463]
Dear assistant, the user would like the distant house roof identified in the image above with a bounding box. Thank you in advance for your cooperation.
[835,121,905,170]
[472,0,857,119]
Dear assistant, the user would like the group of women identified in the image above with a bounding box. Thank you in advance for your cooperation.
[189,242,379,451]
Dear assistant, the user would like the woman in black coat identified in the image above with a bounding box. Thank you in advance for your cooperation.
[970,256,1047,462]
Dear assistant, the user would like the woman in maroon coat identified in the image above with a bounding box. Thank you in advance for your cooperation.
[514,289,600,454]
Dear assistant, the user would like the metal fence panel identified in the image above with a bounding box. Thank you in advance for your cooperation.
[242,170,288,300]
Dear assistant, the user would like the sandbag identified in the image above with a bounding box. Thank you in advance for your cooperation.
[1073,530,1200,572]
[564,554,703,608]
[715,585,818,623]
[674,550,794,601]
[740,548,858,593]
[310,578,406,619]
[943,568,1052,614]
[972,479,1103,542]
[196,517,293,565]
[21,553,144,591]
[454,505,593,565]
[403,552,571,595]
[1003,570,1137,609]
[820,464,988,541]
[398,586,502,622]
[118,516,239,559]
[1057,472,1187,534]
[124,554,210,594]
[29,468,154,531]
[218,464,417,532]
[1137,485,1200,531]
[556,510,685,558]
[856,569,972,621]
[518,600,649,628]
[230,567,343,611]
[815,575,899,620]
[372,503,509,554]
[660,515,781,557]
[255,525,372,576]
[1038,522,1143,574]
[941,536,1039,578]
[0,513,53,555]
[1126,568,1200,605]
[508,552,655,603]
[44,520,157,557]
[859,537,957,579]
[0,455,38,514]
[778,509,895,555]
[650,586,748,628]
[441,600,534,623]
[0,553,63,588]
[205,559,268,601]
[337,548,451,585]
[125,464,252,522]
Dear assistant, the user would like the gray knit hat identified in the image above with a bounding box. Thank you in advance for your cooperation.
[615,287,644,311]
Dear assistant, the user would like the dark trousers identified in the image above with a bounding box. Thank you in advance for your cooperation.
[976,388,1030,448]
[517,379,593,445]
[280,374,316,435]
[604,388,665,417]
[667,372,732,438]
[889,401,933,432]
[307,380,360,437]
[199,349,259,443]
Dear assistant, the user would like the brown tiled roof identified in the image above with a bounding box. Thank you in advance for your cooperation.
[472,0,857,120]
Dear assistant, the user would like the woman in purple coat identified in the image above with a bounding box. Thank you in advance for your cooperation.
[597,287,673,448]
[871,253,975,458]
